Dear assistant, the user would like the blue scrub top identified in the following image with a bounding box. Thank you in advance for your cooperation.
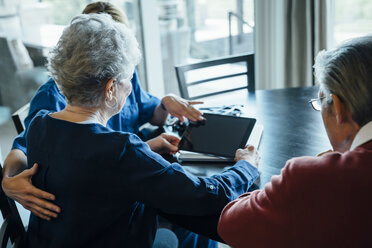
[25,111,259,247]
[12,71,160,155]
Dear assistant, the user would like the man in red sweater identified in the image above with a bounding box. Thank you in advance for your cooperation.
[218,36,372,247]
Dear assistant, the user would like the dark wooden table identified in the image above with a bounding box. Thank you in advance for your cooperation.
[181,86,331,188]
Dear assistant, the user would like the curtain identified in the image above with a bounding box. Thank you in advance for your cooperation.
[283,0,327,87]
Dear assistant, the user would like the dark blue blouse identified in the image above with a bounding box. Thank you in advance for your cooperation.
[25,111,259,247]
[12,71,160,154]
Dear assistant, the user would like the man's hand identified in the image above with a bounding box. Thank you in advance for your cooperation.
[2,163,60,220]
[234,145,260,168]
[161,94,204,122]
[146,133,180,155]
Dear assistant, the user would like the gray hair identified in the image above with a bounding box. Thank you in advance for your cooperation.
[48,13,141,107]
[314,35,372,126]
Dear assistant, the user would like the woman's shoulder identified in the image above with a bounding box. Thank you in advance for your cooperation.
[88,130,149,159]
[26,110,51,140]
[104,130,150,153]
[35,78,61,97]
[29,78,66,112]
[30,109,51,123]
[103,130,143,145]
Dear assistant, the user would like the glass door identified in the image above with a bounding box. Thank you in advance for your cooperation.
[157,0,255,94]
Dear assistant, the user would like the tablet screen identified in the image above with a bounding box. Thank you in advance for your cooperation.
[178,113,256,158]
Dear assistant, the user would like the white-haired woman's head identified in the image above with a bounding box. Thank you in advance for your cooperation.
[48,13,141,108]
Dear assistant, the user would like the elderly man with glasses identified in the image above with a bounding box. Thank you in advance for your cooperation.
[217,35,372,247]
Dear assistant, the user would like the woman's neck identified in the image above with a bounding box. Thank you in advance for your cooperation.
[51,104,110,126]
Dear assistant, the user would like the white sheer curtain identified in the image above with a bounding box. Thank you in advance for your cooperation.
[255,0,328,89]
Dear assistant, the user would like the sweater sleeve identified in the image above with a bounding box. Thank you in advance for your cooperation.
[217,153,347,247]
[217,159,296,247]
[118,134,259,216]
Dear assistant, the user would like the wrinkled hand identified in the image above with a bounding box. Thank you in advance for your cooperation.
[147,133,180,155]
[161,94,204,122]
[234,145,260,168]
[1,163,60,220]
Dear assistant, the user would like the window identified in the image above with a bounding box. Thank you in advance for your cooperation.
[157,0,255,94]
[332,0,372,46]
[17,0,147,88]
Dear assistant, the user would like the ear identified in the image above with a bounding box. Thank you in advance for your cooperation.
[331,94,348,124]
[105,79,115,100]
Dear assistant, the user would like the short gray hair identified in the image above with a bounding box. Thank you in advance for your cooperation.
[48,13,141,107]
[314,35,372,126]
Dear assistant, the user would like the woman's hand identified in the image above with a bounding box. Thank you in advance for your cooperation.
[146,133,180,155]
[161,94,204,122]
[1,163,61,220]
[234,145,260,168]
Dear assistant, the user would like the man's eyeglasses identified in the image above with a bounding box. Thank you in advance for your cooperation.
[309,96,326,111]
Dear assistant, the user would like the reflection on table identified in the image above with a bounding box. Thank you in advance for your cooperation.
[180,86,330,188]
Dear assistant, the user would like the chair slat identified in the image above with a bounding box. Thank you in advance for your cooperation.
[187,72,247,86]
[0,164,26,248]
[11,103,30,134]
[175,53,255,100]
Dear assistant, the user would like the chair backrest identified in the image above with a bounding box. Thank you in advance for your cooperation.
[0,36,34,72]
[12,103,30,134]
[0,36,34,110]
[175,53,255,100]
[0,37,17,81]
[0,163,26,248]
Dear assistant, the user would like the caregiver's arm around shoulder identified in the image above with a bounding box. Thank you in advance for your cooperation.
[2,149,61,220]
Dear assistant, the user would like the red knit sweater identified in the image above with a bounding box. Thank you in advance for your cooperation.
[218,141,372,248]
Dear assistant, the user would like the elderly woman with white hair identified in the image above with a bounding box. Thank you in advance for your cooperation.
[217,35,372,247]
[2,0,205,221]
[23,13,259,248]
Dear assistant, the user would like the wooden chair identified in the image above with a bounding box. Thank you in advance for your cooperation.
[0,163,26,248]
[175,53,255,100]
[11,103,30,134]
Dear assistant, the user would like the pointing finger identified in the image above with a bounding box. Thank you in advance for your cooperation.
[185,106,203,122]
[188,101,204,105]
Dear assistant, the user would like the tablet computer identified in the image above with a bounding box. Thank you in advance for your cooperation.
[178,113,256,158]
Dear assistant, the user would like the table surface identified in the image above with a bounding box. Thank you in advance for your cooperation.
[181,86,331,188]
